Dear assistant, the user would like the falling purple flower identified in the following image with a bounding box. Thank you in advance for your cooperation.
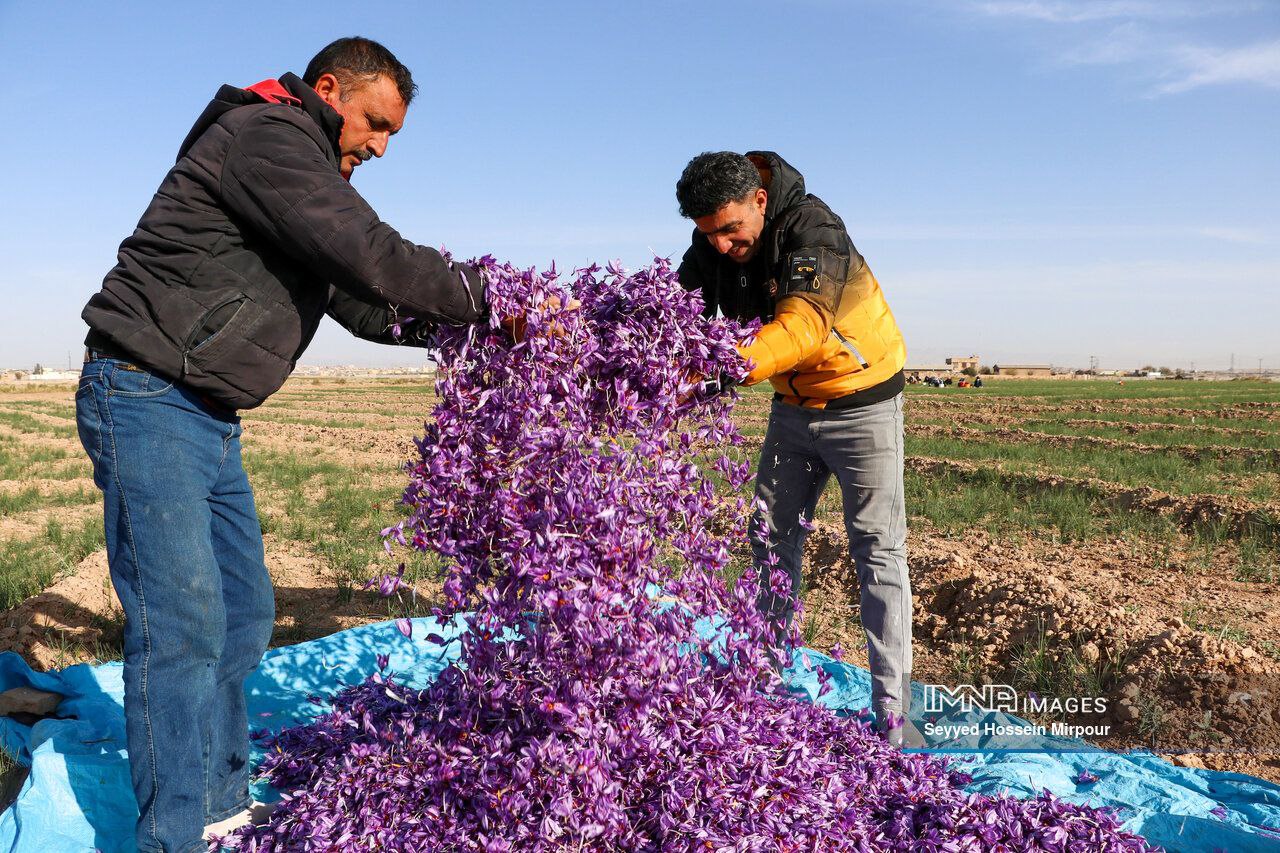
[1075,769,1100,785]
[224,258,1157,853]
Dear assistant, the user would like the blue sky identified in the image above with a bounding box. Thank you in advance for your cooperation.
[1,0,1276,371]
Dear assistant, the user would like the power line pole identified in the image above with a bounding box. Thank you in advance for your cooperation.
[1230,353,1235,374]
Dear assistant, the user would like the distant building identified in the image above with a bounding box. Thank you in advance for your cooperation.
[26,369,80,382]
[904,363,955,376]
[946,355,980,373]
[992,364,1052,377]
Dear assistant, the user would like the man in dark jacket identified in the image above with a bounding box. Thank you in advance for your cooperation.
[675,151,924,749]
[75,38,485,851]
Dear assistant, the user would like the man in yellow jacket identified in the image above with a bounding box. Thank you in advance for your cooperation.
[676,151,923,747]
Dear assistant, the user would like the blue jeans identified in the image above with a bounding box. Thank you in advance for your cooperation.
[752,394,912,713]
[76,357,274,853]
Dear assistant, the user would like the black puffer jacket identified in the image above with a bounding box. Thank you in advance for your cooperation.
[677,150,863,323]
[83,73,486,410]
[677,151,905,408]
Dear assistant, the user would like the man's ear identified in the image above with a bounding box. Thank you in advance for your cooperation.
[755,187,768,215]
[313,73,342,107]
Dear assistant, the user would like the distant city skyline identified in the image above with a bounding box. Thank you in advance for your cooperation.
[1,1,1276,373]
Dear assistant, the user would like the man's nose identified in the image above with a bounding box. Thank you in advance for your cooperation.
[712,235,733,255]
[368,133,389,157]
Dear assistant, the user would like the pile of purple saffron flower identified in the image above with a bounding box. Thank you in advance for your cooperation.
[224,259,1155,851]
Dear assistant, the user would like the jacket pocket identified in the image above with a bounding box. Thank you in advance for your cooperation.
[185,294,246,351]
[181,294,264,378]
[831,328,870,370]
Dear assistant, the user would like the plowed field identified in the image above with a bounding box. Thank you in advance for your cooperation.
[2,376,1277,784]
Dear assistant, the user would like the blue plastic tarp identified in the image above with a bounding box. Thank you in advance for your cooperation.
[0,618,1277,852]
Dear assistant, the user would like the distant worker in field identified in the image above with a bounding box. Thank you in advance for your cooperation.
[674,151,922,748]
[75,37,489,852]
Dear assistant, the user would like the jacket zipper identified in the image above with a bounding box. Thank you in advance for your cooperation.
[831,328,870,369]
[181,294,247,377]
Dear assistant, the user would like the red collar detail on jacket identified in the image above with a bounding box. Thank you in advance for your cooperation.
[244,79,302,107]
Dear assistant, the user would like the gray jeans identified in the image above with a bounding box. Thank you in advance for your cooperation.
[752,393,912,711]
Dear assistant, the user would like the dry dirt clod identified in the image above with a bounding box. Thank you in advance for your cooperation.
[1113,701,1140,723]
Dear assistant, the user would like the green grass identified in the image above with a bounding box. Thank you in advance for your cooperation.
[0,750,25,812]
[0,485,97,515]
[1015,419,1280,451]
[905,433,1280,502]
[903,464,1183,543]
[0,516,105,610]
[1235,539,1279,583]
[741,376,1280,580]
[0,400,77,417]
[906,378,1279,404]
[1135,688,1171,746]
[1010,619,1120,709]
[0,440,79,481]
[1020,411,1280,434]
[239,412,384,430]
[244,447,442,613]
[0,409,77,439]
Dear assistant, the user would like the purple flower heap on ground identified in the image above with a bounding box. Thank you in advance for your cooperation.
[226,259,1155,851]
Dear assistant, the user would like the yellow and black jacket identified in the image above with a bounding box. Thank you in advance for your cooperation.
[677,151,906,409]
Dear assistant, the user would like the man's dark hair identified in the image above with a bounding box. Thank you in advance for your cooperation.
[676,151,764,219]
[304,36,417,106]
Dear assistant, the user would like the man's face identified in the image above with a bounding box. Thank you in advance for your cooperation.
[313,73,407,180]
[693,188,768,263]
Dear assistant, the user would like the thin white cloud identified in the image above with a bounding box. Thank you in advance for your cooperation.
[974,1,1217,24]
[1196,226,1275,245]
[968,1,1279,94]
[1057,21,1151,65]
[859,221,1280,244]
[1160,39,1280,92]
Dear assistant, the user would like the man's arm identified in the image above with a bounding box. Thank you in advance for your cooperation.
[220,110,487,325]
[736,205,857,384]
[326,287,432,346]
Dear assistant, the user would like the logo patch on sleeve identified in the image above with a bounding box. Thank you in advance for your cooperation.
[789,256,818,281]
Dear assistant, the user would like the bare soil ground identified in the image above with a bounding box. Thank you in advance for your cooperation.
[2,377,1278,786]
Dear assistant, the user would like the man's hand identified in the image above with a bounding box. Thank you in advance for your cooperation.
[678,371,736,404]
[502,295,580,342]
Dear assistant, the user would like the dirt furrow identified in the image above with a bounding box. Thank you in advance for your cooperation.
[241,420,419,469]
[0,478,96,499]
[908,398,1280,421]
[0,424,81,455]
[0,408,76,429]
[908,423,1280,467]
[0,503,100,542]
[904,456,1280,542]
[1059,418,1275,441]
[247,406,423,431]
